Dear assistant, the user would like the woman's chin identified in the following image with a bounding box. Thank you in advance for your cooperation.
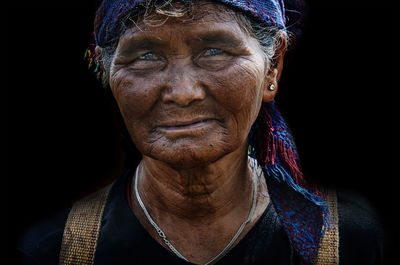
[144,141,235,168]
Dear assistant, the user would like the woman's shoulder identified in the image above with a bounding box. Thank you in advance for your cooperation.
[335,189,391,265]
[17,172,130,265]
[17,206,71,265]
[337,189,383,230]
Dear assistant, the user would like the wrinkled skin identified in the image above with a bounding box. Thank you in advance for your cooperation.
[97,1,285,263]
[108,9,278,167]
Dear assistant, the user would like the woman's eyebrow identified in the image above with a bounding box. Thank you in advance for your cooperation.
[117,31,246,56]
[192,31,246,49]
[118,37,166,56]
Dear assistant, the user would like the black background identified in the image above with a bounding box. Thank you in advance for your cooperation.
[7,0,396,264]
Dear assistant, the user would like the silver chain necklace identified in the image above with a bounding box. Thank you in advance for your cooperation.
[134,163,258,265]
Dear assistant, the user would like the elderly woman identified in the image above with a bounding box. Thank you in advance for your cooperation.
[18,0,388,264]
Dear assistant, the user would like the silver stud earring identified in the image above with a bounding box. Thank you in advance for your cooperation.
[268,84,275,91]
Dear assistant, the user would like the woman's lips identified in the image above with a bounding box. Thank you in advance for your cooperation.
[157,118,217,132]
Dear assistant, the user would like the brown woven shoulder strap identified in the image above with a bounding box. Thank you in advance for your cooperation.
[59,184,112,265]
[315,190,340,265]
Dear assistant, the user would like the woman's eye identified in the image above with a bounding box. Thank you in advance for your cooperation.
[138,52,159,61]
[203,48,224,57]
[124,51,164,72]
[195,48,235,71]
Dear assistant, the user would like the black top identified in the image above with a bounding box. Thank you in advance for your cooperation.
[18,170,390,265]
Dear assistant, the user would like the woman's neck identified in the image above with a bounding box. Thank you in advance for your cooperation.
[136,146,253,223]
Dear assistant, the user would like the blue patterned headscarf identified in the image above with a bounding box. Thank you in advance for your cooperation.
[87,1,330,264]
[94,0,286,47]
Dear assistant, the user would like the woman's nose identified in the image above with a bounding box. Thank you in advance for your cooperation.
[161,67,206,107]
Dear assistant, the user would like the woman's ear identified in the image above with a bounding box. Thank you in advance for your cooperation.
[262,34,287,102]
[95,46,105,71]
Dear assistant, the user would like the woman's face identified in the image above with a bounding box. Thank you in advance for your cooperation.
[109,3,272,167]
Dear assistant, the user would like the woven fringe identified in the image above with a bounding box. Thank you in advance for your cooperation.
[315,190,339,265]
[59,184,112,265]
[249,101,330,264]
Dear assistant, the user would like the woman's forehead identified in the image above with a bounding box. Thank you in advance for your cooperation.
[117,18,249,54]
[127,1,237,28]
[115,2,257,51]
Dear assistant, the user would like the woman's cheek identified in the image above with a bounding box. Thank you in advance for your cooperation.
[207,61,264,112]
[111,70,158,119]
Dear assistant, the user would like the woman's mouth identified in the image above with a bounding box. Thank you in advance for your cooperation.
[157,118,217,133]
